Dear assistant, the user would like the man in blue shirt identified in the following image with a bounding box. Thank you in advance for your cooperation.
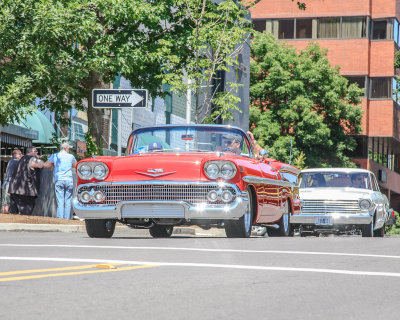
[45,142,77,219]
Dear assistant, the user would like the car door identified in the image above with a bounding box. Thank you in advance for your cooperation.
[256,160,281,223]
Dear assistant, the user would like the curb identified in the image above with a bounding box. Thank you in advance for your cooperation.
[0,223,204,236]
[0,223,86,233]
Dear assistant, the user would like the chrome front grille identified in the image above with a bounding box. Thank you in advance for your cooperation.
[301,200,361,214]
[78,184,236,205]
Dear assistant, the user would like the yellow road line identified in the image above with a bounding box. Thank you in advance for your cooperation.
[0,265,158,282]
[0,263,123,276]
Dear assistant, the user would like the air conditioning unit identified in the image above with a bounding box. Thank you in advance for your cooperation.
[378,169,387,182]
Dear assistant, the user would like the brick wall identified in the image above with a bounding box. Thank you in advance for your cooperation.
[368,100,394,136]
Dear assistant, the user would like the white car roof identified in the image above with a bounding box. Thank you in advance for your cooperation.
[301,168,372,174]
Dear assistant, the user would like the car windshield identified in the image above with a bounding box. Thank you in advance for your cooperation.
[129,126,252,157]
[300,172,371,189]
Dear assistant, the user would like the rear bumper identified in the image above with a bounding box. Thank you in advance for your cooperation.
[291,213,373,225]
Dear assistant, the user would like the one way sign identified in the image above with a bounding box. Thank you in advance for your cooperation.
[92,89,148,108]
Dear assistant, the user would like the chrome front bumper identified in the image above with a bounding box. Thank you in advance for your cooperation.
[291,213,373,225]
[72,195,249,220]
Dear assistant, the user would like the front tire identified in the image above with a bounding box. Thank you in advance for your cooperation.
[85,219,116,238]
[361,217,374,237]
[225,189,253,238]
[269,200,292,237]
[149,225,173,238]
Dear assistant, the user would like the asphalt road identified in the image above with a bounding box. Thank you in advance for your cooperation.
[1,231,400,320]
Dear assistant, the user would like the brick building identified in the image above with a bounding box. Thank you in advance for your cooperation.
[250,0,400,209]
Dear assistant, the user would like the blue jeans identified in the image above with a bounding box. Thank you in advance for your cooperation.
[55,180,74,219]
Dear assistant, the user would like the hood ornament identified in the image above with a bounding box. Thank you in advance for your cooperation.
[135,168,176,178]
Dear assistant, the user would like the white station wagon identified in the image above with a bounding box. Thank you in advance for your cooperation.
[292,168,390,237]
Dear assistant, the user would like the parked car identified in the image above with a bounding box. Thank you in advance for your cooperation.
[292,168,390,237]
[72,124,300,238]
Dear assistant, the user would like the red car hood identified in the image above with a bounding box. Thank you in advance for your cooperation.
[108,153,212,181]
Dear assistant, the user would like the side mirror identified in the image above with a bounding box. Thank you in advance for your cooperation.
[259,149,269,159]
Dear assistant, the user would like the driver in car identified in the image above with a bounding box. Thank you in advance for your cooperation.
[223,135,242,154]
[351,174,366,188]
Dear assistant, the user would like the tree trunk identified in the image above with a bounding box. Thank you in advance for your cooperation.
[84,71,109,153]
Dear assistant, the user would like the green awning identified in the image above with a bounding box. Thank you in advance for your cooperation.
[16,110,56,144]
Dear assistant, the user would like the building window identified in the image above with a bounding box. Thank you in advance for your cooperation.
[278,19,294,39]
[342,17,367,38]
[264,16,371,40]
[317,17,340,38]
[296,19,312,39]
[394,18,400,45]
[69,122,85,142]
[370,78,391,99]
[344,76,367,96]
[393,77,399,102]
[253,19,266,33]
[371,19,394,40]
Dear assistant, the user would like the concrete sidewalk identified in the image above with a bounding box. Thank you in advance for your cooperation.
[0,222,227,237]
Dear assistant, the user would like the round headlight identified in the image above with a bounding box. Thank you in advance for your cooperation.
[359,199,372,210]
[93,190,104,202]
[205,163,219,179]
[80,191,91,203]
[207,190,219,202]
[78,164,92,179]
[221,163,236,179]
[93,164,108,180]
[221,190,233,203]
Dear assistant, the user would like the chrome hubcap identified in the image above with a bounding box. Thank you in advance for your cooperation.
[244,207,251,232]
[283,203,289,232]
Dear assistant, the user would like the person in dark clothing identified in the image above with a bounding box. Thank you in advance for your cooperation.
[8,147,45,215]
[1,149,22,213]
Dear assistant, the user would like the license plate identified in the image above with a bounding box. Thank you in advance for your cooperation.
[315,216,333,225]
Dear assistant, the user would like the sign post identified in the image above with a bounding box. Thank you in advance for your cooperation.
[92,89,148,156]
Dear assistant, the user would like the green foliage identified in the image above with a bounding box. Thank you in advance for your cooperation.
[293,151,307,170]
[158,0,252,123]
[0,0,191,148]
[386,211,400,235]
[249,33,364,167]
[0,0,253,134]
[84,126,102,157]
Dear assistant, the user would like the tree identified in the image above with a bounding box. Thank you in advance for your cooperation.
[249,32,363,167]
[156,0,251,124]
[159,0,306,124]
[0,0,190,150]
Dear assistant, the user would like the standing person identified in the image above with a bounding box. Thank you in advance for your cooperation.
[1,149,22,213]
[8,147,45,215]
[45,142,77,219]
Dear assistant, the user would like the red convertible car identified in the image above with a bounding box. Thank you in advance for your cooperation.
[72,124,300,238]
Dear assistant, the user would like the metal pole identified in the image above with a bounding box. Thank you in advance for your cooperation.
[186,79,192,124]
[118,108,122,156]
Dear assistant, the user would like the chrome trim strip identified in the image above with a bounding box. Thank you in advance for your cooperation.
[76,181,243,192]
[243,176,295,188]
